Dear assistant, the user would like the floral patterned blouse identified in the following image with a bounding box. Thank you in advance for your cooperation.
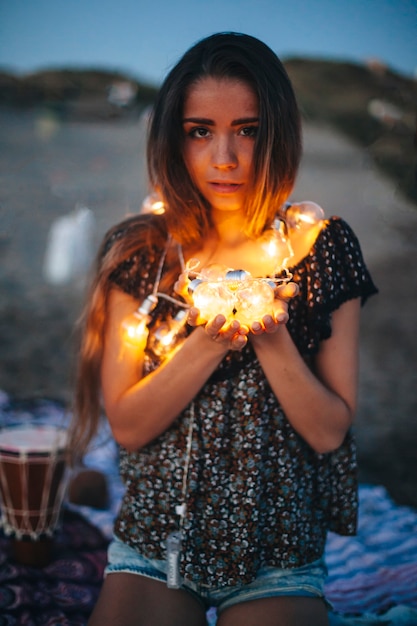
[108,216,378,589]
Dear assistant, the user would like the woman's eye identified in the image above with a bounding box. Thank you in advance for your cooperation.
[189,127,210,138]
[239,126,258,137]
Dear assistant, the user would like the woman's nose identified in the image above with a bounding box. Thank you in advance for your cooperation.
[212,137,237,169]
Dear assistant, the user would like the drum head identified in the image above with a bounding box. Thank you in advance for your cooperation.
[0,425,67,454]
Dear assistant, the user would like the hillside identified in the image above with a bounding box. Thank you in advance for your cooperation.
[1,59,416,206]
[285,58,417,206]
[0,68,158,119]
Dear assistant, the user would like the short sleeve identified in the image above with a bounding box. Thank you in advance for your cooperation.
[288,217,378,354]
[109,248,156,300]
[103,227,158,301]
[308,217,378,308]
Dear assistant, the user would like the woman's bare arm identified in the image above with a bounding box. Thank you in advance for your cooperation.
[249,298,361,454]
[100,288,246,451]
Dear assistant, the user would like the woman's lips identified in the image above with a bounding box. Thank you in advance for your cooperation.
[209,182,242,193]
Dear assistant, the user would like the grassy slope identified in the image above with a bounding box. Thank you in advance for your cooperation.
[285,58,417,206]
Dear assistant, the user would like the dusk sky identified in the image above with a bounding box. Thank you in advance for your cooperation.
[1,0,416,84]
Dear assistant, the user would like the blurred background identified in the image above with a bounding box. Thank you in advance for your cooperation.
[0,0,416,506]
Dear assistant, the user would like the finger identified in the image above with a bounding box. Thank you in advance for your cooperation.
[204,314,229,339]
[256,314,285,334]
[210,314,228,333]
[230,333,248,351]
[209,319,245,345]
[271,300,289,324]
[250,320,264,335]
[187,306,206,326]
[250,310,287,335]
[275,281,299,301]
[262,314,278,332]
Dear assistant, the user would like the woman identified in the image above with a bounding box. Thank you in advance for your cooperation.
[71,32,377,626]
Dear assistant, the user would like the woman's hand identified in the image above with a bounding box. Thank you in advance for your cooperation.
[187,307,249,351]
[186,281,298,344]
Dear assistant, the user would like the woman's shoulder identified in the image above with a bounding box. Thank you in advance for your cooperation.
[100,213,168,298]
[285,203,359,270]
[303,215,378,305]
[290,214,365,268]
[313,215,369,270]
[320,215,361,244]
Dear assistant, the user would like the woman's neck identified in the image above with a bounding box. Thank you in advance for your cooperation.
[210,209,248,247]
[187,228,279,278]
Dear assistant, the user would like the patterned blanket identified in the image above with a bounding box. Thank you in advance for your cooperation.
[0,394,416,625]
[0,510,107,625]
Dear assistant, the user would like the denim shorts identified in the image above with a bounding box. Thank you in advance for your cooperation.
[105,536,329,614]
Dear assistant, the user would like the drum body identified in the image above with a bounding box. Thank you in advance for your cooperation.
[0,425,68,543]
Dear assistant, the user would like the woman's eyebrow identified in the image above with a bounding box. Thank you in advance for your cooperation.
[182,117,214,125]
[182,116,259,125]
[231,117,259,126]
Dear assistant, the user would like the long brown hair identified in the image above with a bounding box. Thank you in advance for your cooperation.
[70,213,170,461]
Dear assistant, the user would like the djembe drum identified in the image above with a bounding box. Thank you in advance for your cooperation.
[0,424,68,566]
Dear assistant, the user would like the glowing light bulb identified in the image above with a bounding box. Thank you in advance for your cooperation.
[189,269,278,326]
[260,219,293,271]
[141,192,165,215]
[148,310,188,358]
[284,201,324,231]
[235,280,275,326]
[186,245,296,326]
[200,264,231,281]
[122,295,158,348]
[192,281,236,322]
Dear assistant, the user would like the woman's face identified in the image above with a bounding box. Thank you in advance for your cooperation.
[182,76,259,215]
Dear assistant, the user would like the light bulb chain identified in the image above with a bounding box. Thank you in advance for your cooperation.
[151,234,173,297]
[176,401,195,531]
[155,292,190,308]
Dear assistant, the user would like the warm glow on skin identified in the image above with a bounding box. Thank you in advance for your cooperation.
[287,221,325,267]
[183,77,259,218]
[120,315,149,357]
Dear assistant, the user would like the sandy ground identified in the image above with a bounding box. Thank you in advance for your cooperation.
[295,124,417,507]
[0,107,416,506]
